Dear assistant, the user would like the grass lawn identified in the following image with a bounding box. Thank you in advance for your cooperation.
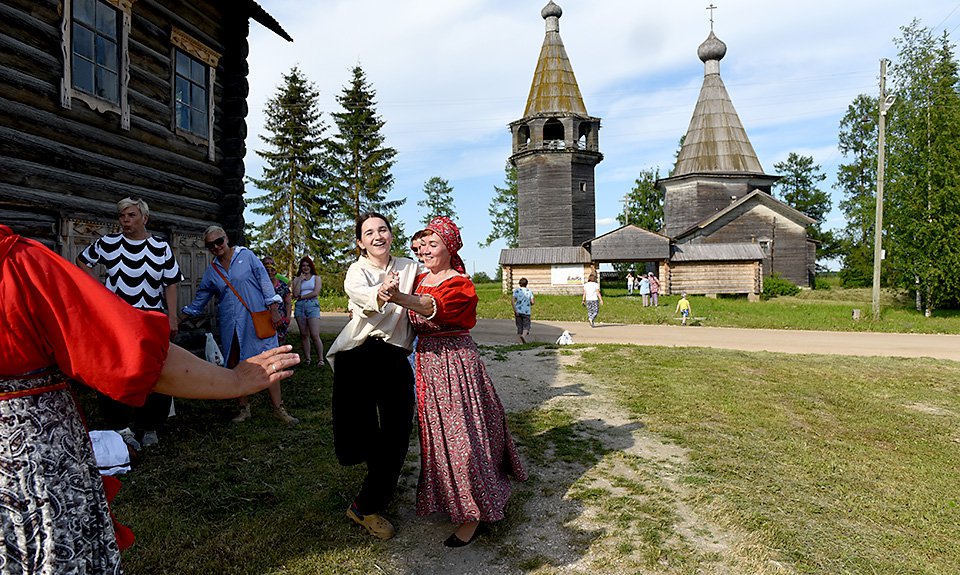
[320,281,960,334]
[108,338,960,574]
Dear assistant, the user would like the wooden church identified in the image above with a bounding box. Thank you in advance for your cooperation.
[0,0,291,305]
[501,3,817,298]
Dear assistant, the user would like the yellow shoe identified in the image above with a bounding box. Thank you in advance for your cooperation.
[346,504,396,540]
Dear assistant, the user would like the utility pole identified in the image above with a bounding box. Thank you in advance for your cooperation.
[872,59,896,320]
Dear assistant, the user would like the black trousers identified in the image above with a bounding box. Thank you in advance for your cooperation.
[97,392,172,434]
[333,338,414,515]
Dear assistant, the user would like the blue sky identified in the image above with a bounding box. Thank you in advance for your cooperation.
[244,0,960,276]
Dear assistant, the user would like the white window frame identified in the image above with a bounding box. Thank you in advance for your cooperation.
[170,27,220,161]
[60,0,134,130]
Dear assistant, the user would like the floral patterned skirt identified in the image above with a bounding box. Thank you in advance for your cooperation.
[0,370,121,575]
[414,335,527,524]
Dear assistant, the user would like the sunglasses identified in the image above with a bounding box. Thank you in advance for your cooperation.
[205,236,226,250]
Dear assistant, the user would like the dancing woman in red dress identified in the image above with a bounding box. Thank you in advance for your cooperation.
[380,216,527,547]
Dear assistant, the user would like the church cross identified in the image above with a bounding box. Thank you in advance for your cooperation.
[706,4,717,31]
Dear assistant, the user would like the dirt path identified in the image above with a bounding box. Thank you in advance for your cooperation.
[376,347,790,574]
[316,313,960,361]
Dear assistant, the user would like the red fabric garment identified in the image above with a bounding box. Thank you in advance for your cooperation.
[101,475,135,551]
[0,225,169,405]
[413,273,478,331]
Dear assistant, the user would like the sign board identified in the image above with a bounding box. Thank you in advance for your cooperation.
[551,265,584,285]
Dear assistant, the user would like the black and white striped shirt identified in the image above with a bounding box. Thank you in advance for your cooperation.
[79,233,184,311]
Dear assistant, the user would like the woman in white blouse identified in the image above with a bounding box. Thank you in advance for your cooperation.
[582,272,603,327]
[325,212,420,541]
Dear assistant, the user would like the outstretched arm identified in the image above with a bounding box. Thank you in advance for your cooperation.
[153,344,299,399]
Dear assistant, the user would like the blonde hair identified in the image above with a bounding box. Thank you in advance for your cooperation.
[117,197,149,219]
[203,225,226,240]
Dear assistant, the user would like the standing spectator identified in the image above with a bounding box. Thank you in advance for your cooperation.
[181,226,298,425]
[1,223,299,575]
[648,272,661,306]
[292,256,325,367]
[379,216,526,547]
[410,230,425,263]
[77,197,183,448]
[326,212,419,540]
[262,256,291,341]
[676,292,692,326]
[639,273,651,307]
[582,273,603,327]
[512,277,534,343]
[626,272,635,295]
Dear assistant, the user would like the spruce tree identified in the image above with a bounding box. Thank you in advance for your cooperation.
[326,65,404,259]
[247,67,330,279]
[617,168,663,232]
[481,163,518,248]
[417,177,457,226]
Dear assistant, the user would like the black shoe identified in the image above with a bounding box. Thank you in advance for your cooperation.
[443,524,486,548]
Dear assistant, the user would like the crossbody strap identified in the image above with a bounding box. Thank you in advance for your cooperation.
[212,263,253,315]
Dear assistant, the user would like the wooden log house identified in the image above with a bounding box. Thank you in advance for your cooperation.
[0,0,291,306]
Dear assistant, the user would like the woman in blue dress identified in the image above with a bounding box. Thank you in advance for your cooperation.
[181,226,298,425]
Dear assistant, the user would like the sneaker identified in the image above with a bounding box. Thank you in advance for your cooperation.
[274,404,299,426]
[117,427,141,452]
[231,404,252,423]
[141,430,159,448]
[346,503,396,540]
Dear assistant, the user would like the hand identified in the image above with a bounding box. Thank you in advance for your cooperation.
[233,345,300,392]
[168,315,179,341]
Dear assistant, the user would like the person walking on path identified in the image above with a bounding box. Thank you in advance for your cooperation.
[380,216,527,547]
[180,226,298,425]
[326,212,420,541]
[512,277,534,343]
[676,292,691,326]
[639,274,651,307]
[648,272,660,306]
[582,273,603,327]
[77,197,183,448]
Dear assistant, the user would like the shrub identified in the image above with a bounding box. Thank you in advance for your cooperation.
[763,273,801,298]
[472,271,493,283]
[813,277,832,290]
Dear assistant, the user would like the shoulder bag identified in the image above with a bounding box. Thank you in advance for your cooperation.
[212,264,277,339]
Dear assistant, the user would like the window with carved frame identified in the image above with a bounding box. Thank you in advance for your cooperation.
[170,27,220,160]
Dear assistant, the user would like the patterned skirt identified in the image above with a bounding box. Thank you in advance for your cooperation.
[0,371,121,575]
[414,335,527,524]
[586,300,600,323]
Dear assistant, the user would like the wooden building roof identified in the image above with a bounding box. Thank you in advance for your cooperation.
[522,1,588,117]
[499,246,592,265]
[247,0,293,42]
[672,31,764,177]
[673,190,816,240]
[670,242,764,262]
[587,224,670,261]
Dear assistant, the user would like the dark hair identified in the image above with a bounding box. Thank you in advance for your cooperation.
[588,273,597,282]
[355,212,392,240]
[298,255,317,275]
[519,278,528,287]
[411,229,424,242]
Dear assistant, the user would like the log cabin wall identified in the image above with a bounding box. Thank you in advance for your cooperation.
[664,261,760,296]
[682,203,812,287]
[502,264,593,296]
[0,0,253,303]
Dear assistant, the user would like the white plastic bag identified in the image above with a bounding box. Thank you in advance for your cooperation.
[205,332,224,366]
[556,330,574,345]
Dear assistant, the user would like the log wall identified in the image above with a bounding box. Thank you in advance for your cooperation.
[663,261,760,296]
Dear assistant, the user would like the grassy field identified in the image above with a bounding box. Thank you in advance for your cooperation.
[108,338,960,574]
[320,280,960,334]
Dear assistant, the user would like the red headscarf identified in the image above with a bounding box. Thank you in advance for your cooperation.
[425,216,465,274]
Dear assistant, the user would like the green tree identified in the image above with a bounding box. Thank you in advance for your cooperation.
[417,177,457,226]
[326,65,405,260]
[617,168,663,232]
[481,163,518,248]
[886,23,960,313]
[835,94,879,286]
[247,67,330,279]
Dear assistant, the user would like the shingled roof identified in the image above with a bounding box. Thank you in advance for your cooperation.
[522,1,588,117]
[672,31,764,176]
